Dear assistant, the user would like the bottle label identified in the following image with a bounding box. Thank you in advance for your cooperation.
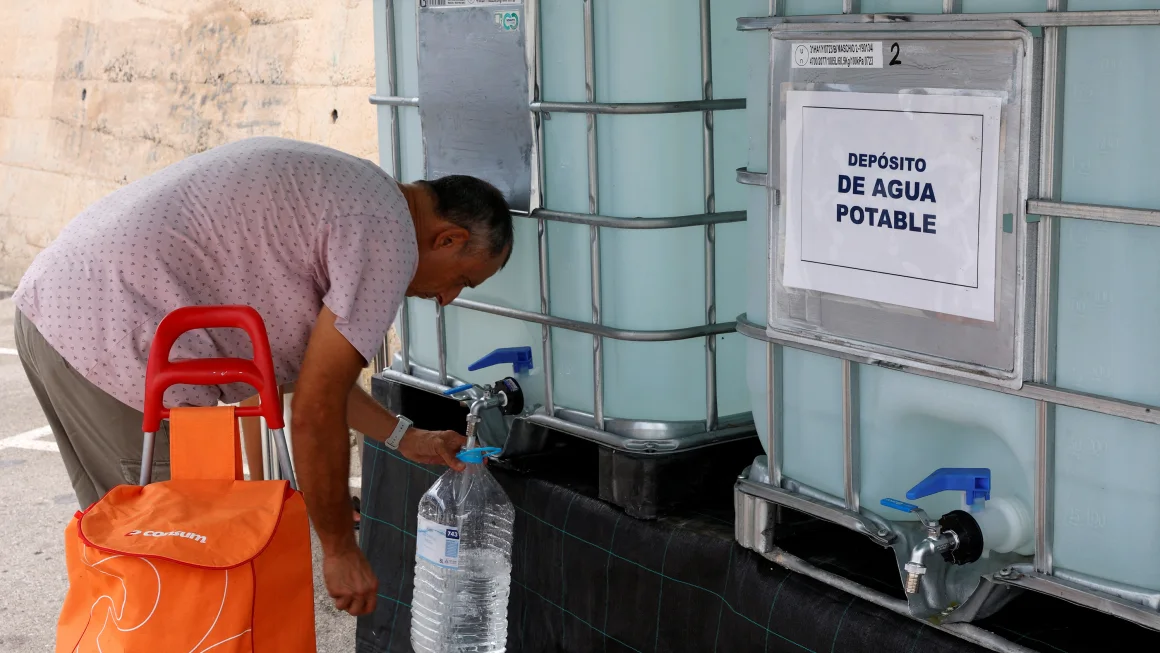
[416,516,460,568]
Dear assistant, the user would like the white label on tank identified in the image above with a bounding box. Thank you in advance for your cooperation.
[791,42,883,68]
[417,517,461,569]
[420,0,521,8]
[782,90,1004,322]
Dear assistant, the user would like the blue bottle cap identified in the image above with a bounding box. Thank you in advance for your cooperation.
[456,446,502,464]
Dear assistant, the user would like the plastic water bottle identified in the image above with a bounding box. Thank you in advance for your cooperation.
[411,446,515,652]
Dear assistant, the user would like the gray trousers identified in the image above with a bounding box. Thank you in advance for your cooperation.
[14,309,170,508]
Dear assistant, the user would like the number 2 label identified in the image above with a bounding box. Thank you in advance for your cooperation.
[890,42,901,66]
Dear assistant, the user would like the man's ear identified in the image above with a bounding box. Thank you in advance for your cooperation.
[433,225,471,251]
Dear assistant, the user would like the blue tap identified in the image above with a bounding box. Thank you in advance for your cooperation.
[468,346,534,374]
[881,468,992,515]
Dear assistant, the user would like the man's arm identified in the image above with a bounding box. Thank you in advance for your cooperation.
[291,308,469,617]
[291,307,378,616]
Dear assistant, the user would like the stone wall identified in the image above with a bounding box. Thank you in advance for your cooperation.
[0,0,380,286]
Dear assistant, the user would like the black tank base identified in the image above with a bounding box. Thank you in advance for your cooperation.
[371,373,763,520]
[596,437,765,520]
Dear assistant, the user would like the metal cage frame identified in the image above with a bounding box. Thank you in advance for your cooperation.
[369,0,756,451]
[367,0,1160,643]
[735,0,1160,634]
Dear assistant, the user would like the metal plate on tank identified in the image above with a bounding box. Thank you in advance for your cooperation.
[416,0,531,211]
[764,22,1036,389]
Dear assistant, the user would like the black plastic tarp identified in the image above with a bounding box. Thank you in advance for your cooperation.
[357,377,1159,653]
[355,440,991,653]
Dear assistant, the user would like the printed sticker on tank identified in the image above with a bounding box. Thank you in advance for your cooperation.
[417,516,461,569]
[791,42,883,69]
[420,0,522,8]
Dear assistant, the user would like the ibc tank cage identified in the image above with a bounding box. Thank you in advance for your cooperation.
[366,0,1160,646]
[732,0,1160,641]
[368,0,758,457]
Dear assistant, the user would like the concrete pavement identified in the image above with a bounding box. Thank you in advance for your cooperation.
[0,297,359,651]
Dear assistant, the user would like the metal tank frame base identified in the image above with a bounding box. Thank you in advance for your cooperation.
[386,357,757,455]
[992,565,1160,632]
[374,359,762,519]
[738,469,1160,640]
[755,545,1038,653]
[735,461,1027,628]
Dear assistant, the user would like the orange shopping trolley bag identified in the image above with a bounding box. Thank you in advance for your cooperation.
[55,306,316,652]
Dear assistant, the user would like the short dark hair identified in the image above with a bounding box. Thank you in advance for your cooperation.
[423,175,513,261]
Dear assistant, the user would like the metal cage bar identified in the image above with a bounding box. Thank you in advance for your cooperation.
[736,9,1160,30]
[435,303,447,384]
[374,96,748,115]
[529,208,745,230]
[766,342,782,487]
[384,0,410,377]
[452,298,735,342]
[735,167,768,187]
[942,0,962,13]
[765,0,784,491]
[526,0,554,418]
[700,0,719,432]
[1028,199,1160,228]
[369,95,420,107]
[1033,0,1067,578]
[531,98,744,114]
[736,316,1160,428]
[582,0,605,432]
[842,0,860,16]
[842,360,861,513]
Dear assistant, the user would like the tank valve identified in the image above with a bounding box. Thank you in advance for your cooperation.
[882,468,992,595]
[443,382,510,449]
[443,346,539,449]
[881,498,960,594]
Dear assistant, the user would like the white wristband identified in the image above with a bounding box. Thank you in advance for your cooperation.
[385,415,412,450]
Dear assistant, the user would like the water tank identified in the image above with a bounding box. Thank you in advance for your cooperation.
[376,0,762,447]
[740,0,1160,621]
[370,0,1160,633]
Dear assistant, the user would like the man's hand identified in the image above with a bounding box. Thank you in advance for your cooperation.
[344,385,468,471]
[399,428,467,471]
[323,545,379,616]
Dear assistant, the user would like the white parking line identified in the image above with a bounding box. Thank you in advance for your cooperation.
[0,426,58,452]
[0,348,18,356]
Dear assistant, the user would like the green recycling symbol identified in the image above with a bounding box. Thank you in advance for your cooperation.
[496,10,519,31]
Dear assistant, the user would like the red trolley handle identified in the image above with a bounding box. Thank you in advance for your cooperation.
[142,305,284,432]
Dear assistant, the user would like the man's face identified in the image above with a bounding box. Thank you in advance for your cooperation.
[407,226,508,306]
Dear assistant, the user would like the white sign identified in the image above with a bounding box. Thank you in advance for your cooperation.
[782,90,1004,322]
[791,42,883,69]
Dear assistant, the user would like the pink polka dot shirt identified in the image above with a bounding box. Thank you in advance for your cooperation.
[15,137,417,412]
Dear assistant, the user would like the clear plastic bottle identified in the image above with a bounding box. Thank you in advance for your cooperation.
[411,447,515,653]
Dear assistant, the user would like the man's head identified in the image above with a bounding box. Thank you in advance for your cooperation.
[400,175,513,306]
